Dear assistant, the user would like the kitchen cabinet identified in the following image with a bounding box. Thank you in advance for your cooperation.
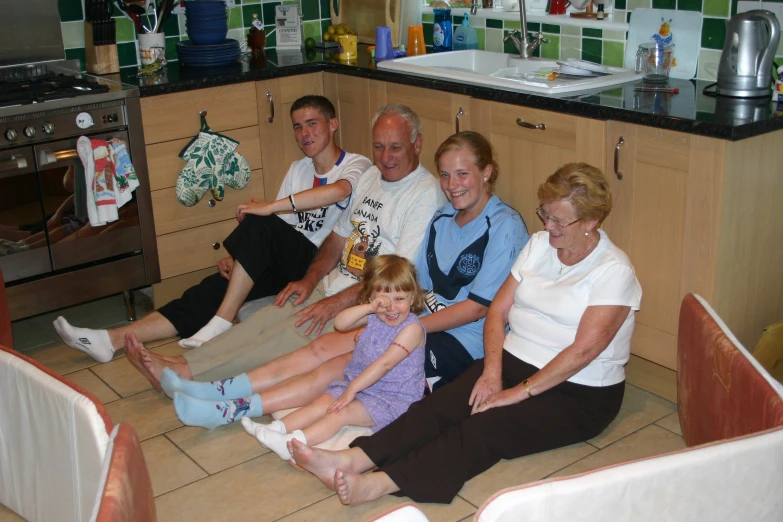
[256,73,323,201]
[138,71,783,372]
[471,99,606,235]
[323,73,375,159]
[379,82,473,176]
[603,122,783,369]
[325,79,472,175]
[140,83,264,307]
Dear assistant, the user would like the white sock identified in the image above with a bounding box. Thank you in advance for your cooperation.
[178,316,232,349]
[241,417,304,460]
[53,316,115,363]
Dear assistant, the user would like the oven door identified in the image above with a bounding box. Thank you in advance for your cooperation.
[34,132,143,271]
[0,146,53,282]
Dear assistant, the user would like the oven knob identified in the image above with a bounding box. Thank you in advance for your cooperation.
[42,122,55,135]
[4,129,17,141]
[23,126,35,138]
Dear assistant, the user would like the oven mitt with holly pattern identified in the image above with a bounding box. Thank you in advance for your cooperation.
[176,131,238,206]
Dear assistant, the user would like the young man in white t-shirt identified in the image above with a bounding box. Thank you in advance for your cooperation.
[54,96,372,364]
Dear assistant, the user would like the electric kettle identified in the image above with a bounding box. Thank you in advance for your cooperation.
[716,10,780,98]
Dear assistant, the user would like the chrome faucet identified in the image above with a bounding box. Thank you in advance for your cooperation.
[503,0,548,59]
[470,0,479,15]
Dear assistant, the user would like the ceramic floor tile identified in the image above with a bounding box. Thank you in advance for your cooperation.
[65,368,121,404]
[90,340,188,397]
[23,340,105,375]
[105,389,182,441]
[277,493,475,522]
[551,425,687,478]
[625,354,678,403]
[166,420,269,474]
[0,504,24,522]
[588,383,677,448]
[141,435,208,496]
[154,453,333,521]
[457,442,596,507]
[655,411,683,436]
[90,353,154,397]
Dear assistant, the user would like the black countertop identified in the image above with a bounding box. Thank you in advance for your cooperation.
[122,46,783,141]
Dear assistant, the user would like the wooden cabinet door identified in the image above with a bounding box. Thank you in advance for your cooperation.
[323,73,373,159]
[379,83,472,176]
[256,73,323,201]
[474,99,605,234]
[605,121,698,370]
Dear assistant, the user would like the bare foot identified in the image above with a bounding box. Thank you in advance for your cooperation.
[289,439,359,490]
[334,469,395,506]
[124,333,163,393]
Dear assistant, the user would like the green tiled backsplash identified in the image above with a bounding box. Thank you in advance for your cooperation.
[59,0,783,79]
[58,0,332,71]
[426,0,783,80]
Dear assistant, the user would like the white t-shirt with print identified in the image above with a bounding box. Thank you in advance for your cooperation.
[276,151,372,247]
[321,163,448,297]
[503,229,642,386]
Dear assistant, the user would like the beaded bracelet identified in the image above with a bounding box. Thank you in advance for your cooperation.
[288,194,297,212]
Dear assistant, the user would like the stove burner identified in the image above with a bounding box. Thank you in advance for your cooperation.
[0,74,110,108]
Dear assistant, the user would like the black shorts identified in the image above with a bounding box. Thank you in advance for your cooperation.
[424,331,476,394]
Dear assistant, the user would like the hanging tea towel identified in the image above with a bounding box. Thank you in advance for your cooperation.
[175,113,251,207]
[108,138,140,208]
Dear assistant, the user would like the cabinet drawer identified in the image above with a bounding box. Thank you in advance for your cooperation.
[146,126,262,191]
[141,83,258,144]
[151,171,264,235]
[157,219,238,279]
[490,104,579,150]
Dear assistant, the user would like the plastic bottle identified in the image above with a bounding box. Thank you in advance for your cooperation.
[453,14,478,50]
[433,8,452,52]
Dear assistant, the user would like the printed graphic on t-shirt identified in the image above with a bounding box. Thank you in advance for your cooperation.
[293,207,328,234]
[424,289,447,314]
[457,253,481,276]
[339,195,386,279]
[340,219,382,280]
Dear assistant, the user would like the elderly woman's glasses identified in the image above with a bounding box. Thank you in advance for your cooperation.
[535,207,582,228]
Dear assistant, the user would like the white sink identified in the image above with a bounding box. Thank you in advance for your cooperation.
[377,50,642,96]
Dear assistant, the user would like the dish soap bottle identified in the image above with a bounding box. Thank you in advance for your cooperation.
[433,7,452,53]
[453,14,478,50]
[247,13,266,54]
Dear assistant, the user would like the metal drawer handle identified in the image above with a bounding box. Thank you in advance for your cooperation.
[266,91,275,123]
[212,242,221,250]
[0,155,28,171]
[614,137,625,180]
[455,107,464,133]
[208,199,216,207]
[516,118,546,131]
[38,148,78,166]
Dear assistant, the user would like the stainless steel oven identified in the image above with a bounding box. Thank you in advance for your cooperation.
[0,82,159,321]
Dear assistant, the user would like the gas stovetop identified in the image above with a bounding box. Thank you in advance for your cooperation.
[0,60,139,122]
[0,74,110,108]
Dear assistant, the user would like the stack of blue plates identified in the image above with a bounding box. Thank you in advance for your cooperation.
[177,39,240,67]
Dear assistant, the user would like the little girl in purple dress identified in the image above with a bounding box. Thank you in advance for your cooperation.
[240,254,426,461]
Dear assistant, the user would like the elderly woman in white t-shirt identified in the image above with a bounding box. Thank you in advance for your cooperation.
[290,162,643,506]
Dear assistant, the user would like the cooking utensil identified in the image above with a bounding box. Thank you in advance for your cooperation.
[562,58,610,74]
[716,10,780,98]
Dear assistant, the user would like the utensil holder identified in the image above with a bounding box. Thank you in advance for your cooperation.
[84,22,120,74]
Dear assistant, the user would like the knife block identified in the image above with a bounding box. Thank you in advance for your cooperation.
[84,22,120,75]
